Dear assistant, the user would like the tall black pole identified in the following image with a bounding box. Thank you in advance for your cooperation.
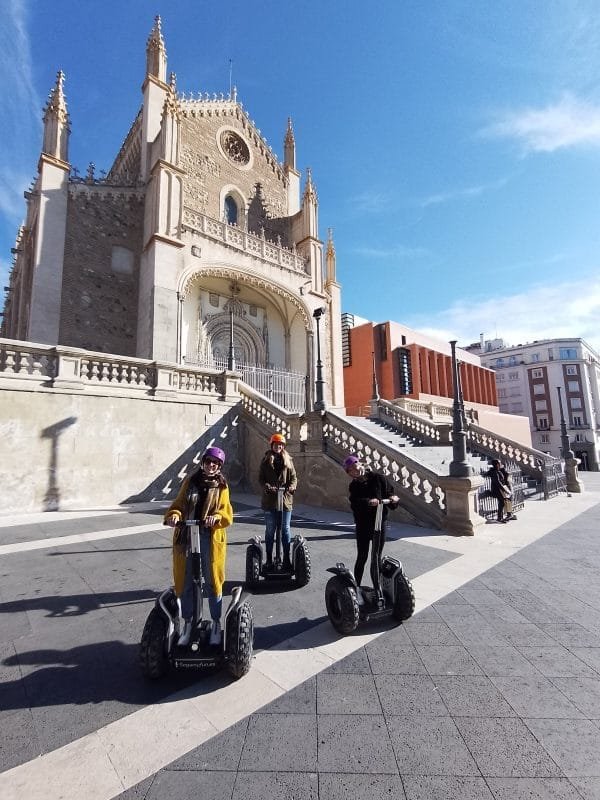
[557,386,573,461]
[313,307,325,411]
[227,303,236,371]
[449,340,473,477]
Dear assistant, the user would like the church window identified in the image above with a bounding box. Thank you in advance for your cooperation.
[220,130,250,166]
[224,195,238,225]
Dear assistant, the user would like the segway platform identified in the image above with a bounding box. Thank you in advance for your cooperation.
[140,521,254,680]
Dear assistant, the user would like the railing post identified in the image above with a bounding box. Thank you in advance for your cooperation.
[52,348,83,390]
[439,474,485,536]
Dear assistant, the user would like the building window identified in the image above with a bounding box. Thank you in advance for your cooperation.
[540,433,550,443]
[570,397,582,410]
[531,353,540,362]
[575,434,585,442]
[496,373,505,382]
[497,388,507,398]
[560,348,577,359]
[377,325,387,361]
[532,368,543,378]
[224,195,238,225]
[509,371,519,380]
[573,415,583,427]
[535,400,547,411]
[565,365,577,375]
[533,383,545,395]
[568,380,580,391]
[495,358,504,368]
[509,355,517,366]
[538,417,548,429]
[397,348,412,395]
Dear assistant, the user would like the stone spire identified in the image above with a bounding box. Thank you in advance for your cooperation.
[302,166,318,205]
[326,227,337,285]
[42,70,70,162]
[284,117,296,170]
[160,72,181,165]
[146,15,167,82]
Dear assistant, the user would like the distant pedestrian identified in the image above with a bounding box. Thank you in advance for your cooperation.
[485,458,515,523]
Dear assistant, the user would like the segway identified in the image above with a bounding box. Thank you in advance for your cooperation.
[246,488,311,588]
[325,500,415,634]
[140,519,253,680]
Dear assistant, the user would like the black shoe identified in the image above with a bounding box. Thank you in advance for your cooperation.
[283,558,292,571]
[265,559,274,570]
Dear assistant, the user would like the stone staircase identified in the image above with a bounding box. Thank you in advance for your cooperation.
[347,416,489,475]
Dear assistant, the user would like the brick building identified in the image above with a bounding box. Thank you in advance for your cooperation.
[2,17,344,412]
[342,315,498,415]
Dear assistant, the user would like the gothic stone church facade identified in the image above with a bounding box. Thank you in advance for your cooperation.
[2,17,344,412]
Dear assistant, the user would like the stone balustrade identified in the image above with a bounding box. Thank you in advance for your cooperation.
[182,207,307,274]
[466,423,555,480]
[373,398,452,445]
[0,338,230,399]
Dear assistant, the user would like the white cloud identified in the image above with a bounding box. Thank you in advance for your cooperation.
[420,176,510,208]
[407,277,600,354]
[483,93,600,153]
[354,244,429,260]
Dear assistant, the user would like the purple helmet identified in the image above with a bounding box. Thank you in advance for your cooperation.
[202,446,225,465]
[343,454,360,471]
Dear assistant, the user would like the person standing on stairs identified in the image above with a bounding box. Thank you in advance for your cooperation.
[258,433,298,570]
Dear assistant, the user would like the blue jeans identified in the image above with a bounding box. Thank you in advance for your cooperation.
[180,530,222,622]
[264,509,292,554]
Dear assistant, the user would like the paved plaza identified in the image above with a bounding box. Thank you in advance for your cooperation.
[1,476,600,800]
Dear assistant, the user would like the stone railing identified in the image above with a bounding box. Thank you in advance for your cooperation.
[392,396,479,424]
[0,338,234,400]
[238,382,301,444]
[182,207,307,274]
[323,410,447,530]
[466,423,556,480]
[372,398,452,445]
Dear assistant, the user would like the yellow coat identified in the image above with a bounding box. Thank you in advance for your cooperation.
[164,476,233,598]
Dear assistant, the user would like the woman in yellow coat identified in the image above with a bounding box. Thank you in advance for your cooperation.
[164,446,233,646]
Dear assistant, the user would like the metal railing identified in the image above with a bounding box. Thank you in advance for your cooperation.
[190,357,306,414]
[477,463,525,520]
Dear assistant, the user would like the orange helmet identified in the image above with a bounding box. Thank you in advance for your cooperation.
[270,433,286,445]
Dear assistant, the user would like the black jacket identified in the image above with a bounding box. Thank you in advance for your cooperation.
[348,469,398,531]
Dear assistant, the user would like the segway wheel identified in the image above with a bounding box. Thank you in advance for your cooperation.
[245,548,260,589]
[325,576,360,634]
[294,540,311,587]
[139,607,169,679]
[392,572,416,622]
[226,600,254,679]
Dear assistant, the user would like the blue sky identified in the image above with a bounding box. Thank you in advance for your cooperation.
[2,0,600,352]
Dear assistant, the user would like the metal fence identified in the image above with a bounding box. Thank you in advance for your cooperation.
[542,461,567,498]
[478,462,525,520]
[191,357,307,413]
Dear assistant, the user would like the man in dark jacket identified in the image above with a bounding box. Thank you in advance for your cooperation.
[485,459,515,523]
[343,455,399,596]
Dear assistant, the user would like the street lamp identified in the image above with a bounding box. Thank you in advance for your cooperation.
[313,306,326,411]
[556,386,574,461]
[449,340,473,477]
[371,350,380,401]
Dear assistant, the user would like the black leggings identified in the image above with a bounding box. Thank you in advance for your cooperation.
[354,524,386,588]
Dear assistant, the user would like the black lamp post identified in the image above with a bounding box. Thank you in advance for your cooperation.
[313,306,326,411]
[449,340,473,477]
[557,386,574,461]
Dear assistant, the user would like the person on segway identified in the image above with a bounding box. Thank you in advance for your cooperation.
[344,454,400,605]
[258,433,297,570]
[164,446,233,647]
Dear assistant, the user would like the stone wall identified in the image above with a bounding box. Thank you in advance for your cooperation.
[59,187,145,355]
[180,111,292,244]
[0,386,242,514]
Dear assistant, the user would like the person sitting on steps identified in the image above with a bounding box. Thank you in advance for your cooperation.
[258,433,297,570]
[164,446,233,646]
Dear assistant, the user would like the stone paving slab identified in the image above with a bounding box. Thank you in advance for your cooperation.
[2,480,600,799]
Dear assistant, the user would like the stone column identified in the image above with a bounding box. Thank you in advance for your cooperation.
[439,474,486,536]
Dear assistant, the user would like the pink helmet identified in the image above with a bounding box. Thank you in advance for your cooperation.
[343,454,360,471]
[202,446,225,465]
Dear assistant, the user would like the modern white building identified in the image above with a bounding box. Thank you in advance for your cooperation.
[468,337,600,471]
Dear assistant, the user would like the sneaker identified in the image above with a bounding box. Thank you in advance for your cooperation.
[178,620,193,646]
[209,620,222,646]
